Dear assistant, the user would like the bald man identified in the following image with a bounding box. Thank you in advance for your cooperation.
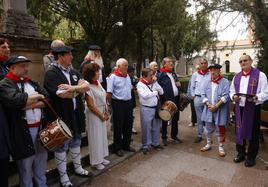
[43,39,65,72]
[230,55,268,167]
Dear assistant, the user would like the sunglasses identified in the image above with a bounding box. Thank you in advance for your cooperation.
[239,59,248,63]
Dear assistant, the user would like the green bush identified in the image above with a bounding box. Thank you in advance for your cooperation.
[180,77,190,93]
[222,72,236,81]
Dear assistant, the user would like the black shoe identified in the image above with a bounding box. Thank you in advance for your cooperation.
[244,159,256,167]
[142,148,149,155]
[194,137,202,143]
[233,154,245,163]
[115,150,124,157]
[162,139,168,146]
[123,147,136,152]
[172,137,183,143]
[152,144,164,150]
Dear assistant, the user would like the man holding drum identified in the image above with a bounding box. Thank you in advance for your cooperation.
[189,58,210,143]
[137,68,164,154]
[157,57,182,146]
[44,45,90,187]
[230,55,268,167]
[0,56,49,187]
[200,64,230,157]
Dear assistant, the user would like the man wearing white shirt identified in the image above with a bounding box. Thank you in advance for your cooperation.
[0,56,49,187]
[189,58,211,143]
[230,54,268,167]
[107,58,136,157]
[200,64,230,157]
[44,46,90,187]
[157,57,182,146]
[137,68,164,154]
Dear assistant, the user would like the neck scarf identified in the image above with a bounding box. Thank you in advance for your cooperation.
[5,72,31,83]
[211,75,223,84]
[160,68,172,73]
[197,69,209,75]
[112,70,127,78]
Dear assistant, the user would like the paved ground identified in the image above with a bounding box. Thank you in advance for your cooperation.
[83,106,268,187]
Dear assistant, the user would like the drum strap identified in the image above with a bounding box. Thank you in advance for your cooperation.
[40,98,60,119]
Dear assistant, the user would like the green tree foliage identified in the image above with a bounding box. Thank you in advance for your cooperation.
[26,0,214,74]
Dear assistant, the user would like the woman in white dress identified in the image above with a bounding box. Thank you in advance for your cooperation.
[82,63,110,170]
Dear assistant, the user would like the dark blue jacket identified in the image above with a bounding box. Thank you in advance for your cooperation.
[156,71,180,104]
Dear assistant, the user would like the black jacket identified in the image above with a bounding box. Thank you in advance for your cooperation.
[0,103,11,159]
[44,65,85,137]
[0,79,49,160]
[157,71,180,105]
[0,62,11,159]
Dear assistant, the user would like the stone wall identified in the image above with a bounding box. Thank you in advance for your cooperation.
[0,33,51,83]
[0,9,40,37]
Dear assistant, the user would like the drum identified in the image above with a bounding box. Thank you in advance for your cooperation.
[39,119,73,151]
[179,93,190,111]
[158,101,178,121]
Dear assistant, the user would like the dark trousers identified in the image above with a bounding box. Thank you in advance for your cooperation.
[190,100,197,123]
[236,105,261,160]
[112,99,133,151]
[162,96,180,139]
[0,157,9,187]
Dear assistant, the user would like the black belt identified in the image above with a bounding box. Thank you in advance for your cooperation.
[195,95,201,97]
[112,99,131,103]
[141,105,157,108]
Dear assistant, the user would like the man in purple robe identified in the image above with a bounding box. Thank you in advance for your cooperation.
[230,55,268,167]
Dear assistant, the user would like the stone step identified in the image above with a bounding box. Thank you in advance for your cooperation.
[8,123,141,187]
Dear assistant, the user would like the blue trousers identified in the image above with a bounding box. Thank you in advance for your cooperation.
[194,96,204,137]
[55,136,81,153]
[17,127,48,187]
[140,106,161,149]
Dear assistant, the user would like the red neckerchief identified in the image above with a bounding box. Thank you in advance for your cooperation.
[211,75,223,84]
[197,69,209,75]
[160,68,172,73]
[112,70,127,78]
[5,72,31,83]
[90,80,99,86]
[242,68,251,77]
[0,56,8,62]
[140,78,149,85]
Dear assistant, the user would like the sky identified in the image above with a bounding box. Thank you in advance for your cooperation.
[186,1,248,41]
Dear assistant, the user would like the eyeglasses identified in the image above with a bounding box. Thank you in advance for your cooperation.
[239,59,248,63]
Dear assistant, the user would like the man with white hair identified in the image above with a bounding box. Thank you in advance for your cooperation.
[149,61,159,75]
[107,58,136,157]
[43,39,65,72]
[189,58,210,143]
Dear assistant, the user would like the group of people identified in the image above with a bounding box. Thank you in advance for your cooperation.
[0,36,268,187]
[188,56,268,167]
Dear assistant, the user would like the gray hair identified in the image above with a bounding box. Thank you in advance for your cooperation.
[116,58,128,67]
[51,39,65,49]
[149,61,158,68]
[162,57,173,66]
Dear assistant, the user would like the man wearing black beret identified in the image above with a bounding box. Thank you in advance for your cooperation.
[0,55,49,187]
[44,45,91,187]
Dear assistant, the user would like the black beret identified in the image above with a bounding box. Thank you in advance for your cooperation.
[51,46,73,54]
[208,64,222,69]
[5,55,31,67]
[88,45,101,50]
